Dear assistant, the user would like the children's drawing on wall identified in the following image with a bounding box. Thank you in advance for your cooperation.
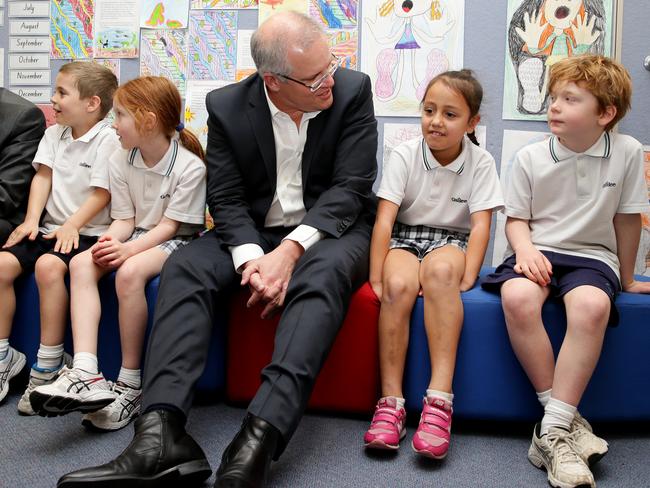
[258,0,309,25]
[310,0,357,28]
[638,147,650,276]
[361,0,464,117]
[503,0,615,120]
[328,29,358,70]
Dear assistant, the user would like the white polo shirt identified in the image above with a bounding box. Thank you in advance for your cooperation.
[109,138,206,236]
[33,120,117,236]
[377,135,504,233]
[229,85,325,272]
[505,131,650,278]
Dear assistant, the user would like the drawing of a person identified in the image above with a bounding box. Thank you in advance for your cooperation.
[365,0,455,101]
[509,0,605,114]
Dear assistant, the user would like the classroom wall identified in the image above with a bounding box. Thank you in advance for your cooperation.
[1,0,648,263]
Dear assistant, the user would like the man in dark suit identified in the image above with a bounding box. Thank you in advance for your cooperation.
[0,89,46,244]
[59,11,377,488]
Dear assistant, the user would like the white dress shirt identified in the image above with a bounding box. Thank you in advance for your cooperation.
[229,85,326,272]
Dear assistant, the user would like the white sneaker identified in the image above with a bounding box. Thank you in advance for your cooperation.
[17,353,73,415]
[29,366,116,416]
[82,381,142,431]
[528,424,595,488]
[0,347,26,403]
[571,412,609,466]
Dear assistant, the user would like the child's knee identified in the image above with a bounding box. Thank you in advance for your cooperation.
[0,253,21,284]
[567,293,610,332]
[501,280,543,317]
[382,274,418,304]
[421,260,458,289]
[69,251,95,279]
[34,254,66,285]
[115,263,144,295]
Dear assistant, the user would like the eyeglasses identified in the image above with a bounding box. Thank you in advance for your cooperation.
[277,54,340,92]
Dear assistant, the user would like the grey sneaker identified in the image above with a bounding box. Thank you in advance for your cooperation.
[82,381,142,431]
[17,353,73,415]
[571,412,608,466]
[29,366,116,416]
[0,347,26,403]
[528,424,595,488]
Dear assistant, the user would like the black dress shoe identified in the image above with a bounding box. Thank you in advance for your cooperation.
[215,413,282,488]
[57,409,212,488]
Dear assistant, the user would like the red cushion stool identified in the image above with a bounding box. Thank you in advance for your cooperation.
[226,282,380,413]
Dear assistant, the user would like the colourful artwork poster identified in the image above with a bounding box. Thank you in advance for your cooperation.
[309,0,356,28]
[140,29,188,96]
[638,147,650,276]
[360,0,465,117]
[503,0,615,121]
[184,79,233,150]
[327,29,357,70]
[50,0,94,59]
[94,0,138,58]
[141,0,190,29]
[191,0,258,8]
[258,0,308,25]
[189,9,237,81]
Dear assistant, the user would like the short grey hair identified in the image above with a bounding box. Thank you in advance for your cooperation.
[250,12,326,77]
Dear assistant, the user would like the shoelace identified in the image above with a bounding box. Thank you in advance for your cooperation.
[547,430,584,465]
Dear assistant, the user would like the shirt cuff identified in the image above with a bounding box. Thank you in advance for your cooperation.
[229,243,265,274]
[282,225,325,252]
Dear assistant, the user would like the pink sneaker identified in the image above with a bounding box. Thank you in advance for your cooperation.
[363,397,406,450]
[412,396,453,459]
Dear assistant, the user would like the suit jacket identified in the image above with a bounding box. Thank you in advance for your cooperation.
[0,88,46,226]
[205,68,378,248]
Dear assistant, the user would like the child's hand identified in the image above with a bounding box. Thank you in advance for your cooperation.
[622,280,650,294]
[459,275,476,292]
[3,221,39,248]
[513,245,552,286]
[43,223,79,254]
[91,235,131,268]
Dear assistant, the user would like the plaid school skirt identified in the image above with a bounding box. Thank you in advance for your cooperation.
[127,228,193,255]
[389,222,469,261]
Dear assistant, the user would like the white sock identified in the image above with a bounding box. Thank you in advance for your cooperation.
[427,389,454,403]
[117,367,141,389]
[0,338,9,361]
[36,344,64,370]
[536,389,552,408]
[73,352,99,374]
[541,397,576,435]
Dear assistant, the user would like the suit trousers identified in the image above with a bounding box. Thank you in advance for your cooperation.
[141,216,372,451]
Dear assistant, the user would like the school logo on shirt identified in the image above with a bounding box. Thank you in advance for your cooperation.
[79,162,92,168]
[160,193,171,200]
[451,196,468,204]
[602,181,616,188]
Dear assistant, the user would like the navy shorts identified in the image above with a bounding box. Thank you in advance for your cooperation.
[481,251,621,326]
[1,233,97,271]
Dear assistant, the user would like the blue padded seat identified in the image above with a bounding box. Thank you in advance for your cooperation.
[10,274,226,394]
[403,269,650,421]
